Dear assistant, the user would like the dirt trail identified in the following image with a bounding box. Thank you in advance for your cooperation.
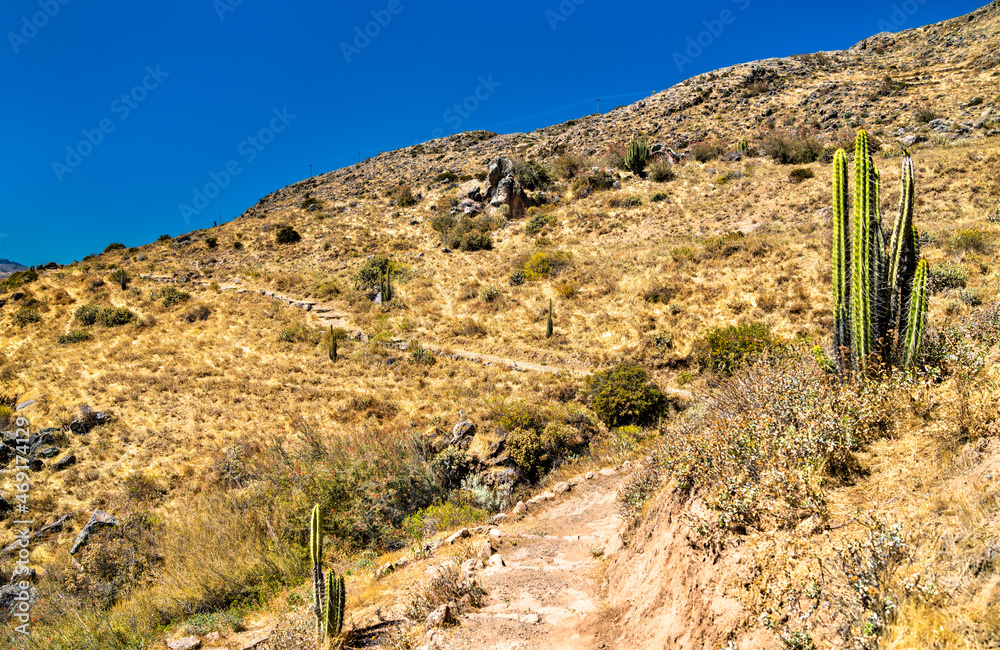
[428,469,629,650]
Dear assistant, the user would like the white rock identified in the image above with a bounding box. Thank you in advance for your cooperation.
[461,558,485,575]
[512,501,526,518]
[585,471,596,480]
[492,513,508,523]
[445,528,470,544]
[553,481,570,493]
[480,539,494,562]
[540,491,556,500]
[520,613,541,624]
[599,468,617,476]
[167,637,201,650]
[488,553,505,567]
[488,528,503,540]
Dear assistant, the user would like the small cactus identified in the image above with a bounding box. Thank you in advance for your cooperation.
[329,326,338,362]
[110,268,130,290]
[546,299,553,338]
[623,133,651,176]
[310,504,345,647]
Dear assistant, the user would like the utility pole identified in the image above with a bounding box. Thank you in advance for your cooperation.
[596,97,601,114]
[309,163,313,176]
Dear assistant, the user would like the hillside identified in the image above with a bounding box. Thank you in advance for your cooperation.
[2,1,1000,648]
[0,260,27,279]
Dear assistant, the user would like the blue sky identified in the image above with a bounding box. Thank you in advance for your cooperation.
[1,0,984,265]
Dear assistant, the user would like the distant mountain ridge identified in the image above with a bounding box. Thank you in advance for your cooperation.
[0,259,27,278]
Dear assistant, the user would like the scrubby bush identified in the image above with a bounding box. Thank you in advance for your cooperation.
[433,214,497,252]
[480,285,501,303]
[513,159,552,190]
[585,363,667,429]
[275,226,301,244]
[623,196,642,207]
[158,234,171,242]
[697,321,783,373]
[950,228,991,254]
[429,447,471,490]
[0,269,38,292]
[57,330,92,344]
[395,185,418,207]
[74,304,100,326]
[300,196,321,210]
[233,241,244,250]
[205,237,218,249]
[508,269,526,286]
[153,287,191,307]
[430,171,460,185]
[552,153,587,179]
[649,161,676,182]
[764,130,824,164]
[12,307,41,327]
[690,141,723,163]
[109,267,130,290]
[789,167,815,183]
[97,306,136,327]
[182,305,211,322]
[525,213,555,236]
[104,243,126,253]
[522,250,571,280]
[929,263,969,292]
[458,230,493,252]
[915,106,940,123]
[651,192,670,202]
[571,169,617,195]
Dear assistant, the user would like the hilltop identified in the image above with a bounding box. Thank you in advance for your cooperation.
[2,1,1000,648]
[0,260,27,279]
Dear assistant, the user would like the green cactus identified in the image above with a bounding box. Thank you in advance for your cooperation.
[828,130,929,374]
[110,267,130,291]
[546,299,553,338]
[384,267,392,302]
[623,133,651,176]
[310,504,346,646]
[329,326,337,362]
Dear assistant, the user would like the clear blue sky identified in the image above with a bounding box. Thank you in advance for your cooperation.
[1,0,984,265]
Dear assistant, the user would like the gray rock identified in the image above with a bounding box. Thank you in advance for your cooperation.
[599,468,617,477]
[450,420,476,448]
[37,446,60,459]
[53,454,77,471]
[553,482,570,494]
[425,601,456,629]
[461,558,484,575]
[511,501,526,518]
[445,528,470,544]
[166,637,202,650]
[488,553,505,567]
[0,581,37,622]
[14,400,35,411]
[585,471,596,480]
[479,539,493,562]
[70,510,118,555]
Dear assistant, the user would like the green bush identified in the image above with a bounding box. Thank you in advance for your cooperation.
[153,287,191,307]
[58,330,92,344]
[506,428,544,479]
[97,306,136,327]
[763,130,824,164]
[12,307,41,327]
[355,254,393,297]
[571,169,616,195]
[104,243,126,253]
[950,228,991,254]
[300,196,321,210]
[513,159,551,190]
[396,185,418,207]
[276,226,301,244]
[157,234,171,242]
[480,285,501,303]
[623,196,642,207]
[233,241,244,250]
[206,237,218,249]
[915,106,940,123]
[430,171,460,185]
[649,161,675,182]
[74,304,100,326]
[585,363,667,429]
[552,153,587,179]
[429,447,471,490]
[508,270,526,286]
[109,268,130,290]
[525,213,555,236]
[458,230,493,252]
[698,322,782,373]
[789,167,815,183]
[0,269,38,292]
[651,192,670,202]
[928,263,969,292]
[690,142,722,163]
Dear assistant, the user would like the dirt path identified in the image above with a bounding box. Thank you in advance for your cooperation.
[428,469,628,650]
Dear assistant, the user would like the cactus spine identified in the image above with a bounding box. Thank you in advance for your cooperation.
[829,130,929,374]
[310,504,345,647]
[623,133,651,176]
[546,299,553,338]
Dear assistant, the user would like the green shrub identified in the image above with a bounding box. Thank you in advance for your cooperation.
[430,171,460,185]
[158,234,171,242]
[300,196,321,210]
[355,254,394,297]
[915,106,940,123]
[508,270,526,286]
[525,213,555,236]
[12,307,41,327]
[109,268,130,290]
[698,322,782,373]
[403,501,487,540]
[153,287,191,307]
[276,226,301,244]
[763,130,824,164]
[523,250,571,280]
[552,153,587,179]
[480,285,501,303]
[950,228,991,254]
[459,230,493,252]
[513,159,551,190]
[506,428,544,479]
[433,214,497,252]
[623,196,642,207]
[651,192,670,202]
[0,269,38,292]
[97,306,136,327]
[104,243,126,253]
[233,241,244,250]
[690,142,722,163]
[205,237,218,249]
[396,185,418,207]
[429,447,471,490]
[928,263,969,292]
[58,330,92,344]
[74,304,100,326]
[571,169,616,195]
[649,161,675,182]
[789,167,815,183]
[585,363,667,429]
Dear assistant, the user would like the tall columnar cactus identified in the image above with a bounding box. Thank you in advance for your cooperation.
[310,504,345,647]
[546,299,553,338]
[827,130,929,374]
[623,133,651,176]
[328,326,338,363]
[384,267,392,302]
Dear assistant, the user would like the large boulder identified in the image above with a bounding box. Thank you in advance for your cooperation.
[483,157,529,220]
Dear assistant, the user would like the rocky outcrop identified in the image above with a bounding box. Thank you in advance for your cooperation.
[483,158,529,220]
[70,510,118,555]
